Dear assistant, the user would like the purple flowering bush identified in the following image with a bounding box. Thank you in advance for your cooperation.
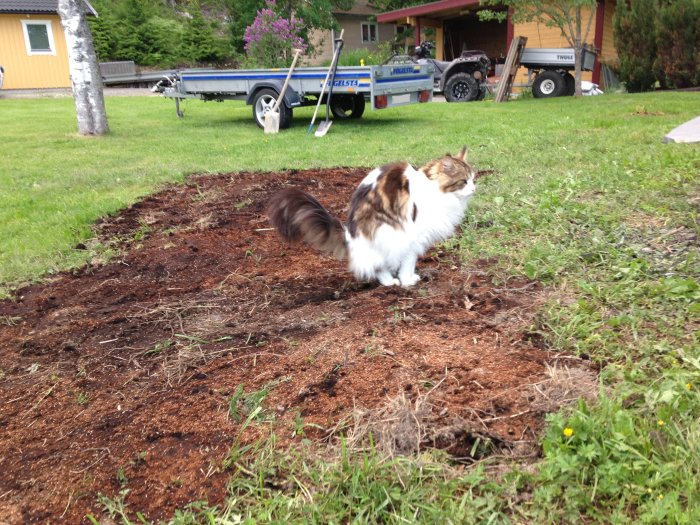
[243,0,307,68]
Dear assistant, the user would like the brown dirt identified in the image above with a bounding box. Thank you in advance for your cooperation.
[0,168,585,524]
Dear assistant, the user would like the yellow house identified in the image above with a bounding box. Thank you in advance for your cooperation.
[377,0,618,89]
[0,0,97,90]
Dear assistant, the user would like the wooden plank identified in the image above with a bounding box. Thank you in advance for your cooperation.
[494,36,527,103]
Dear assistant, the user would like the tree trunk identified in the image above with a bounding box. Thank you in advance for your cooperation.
[574,46,583,97]
[58,0,109,136]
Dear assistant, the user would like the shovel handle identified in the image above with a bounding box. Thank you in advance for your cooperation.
[272,48,303,113]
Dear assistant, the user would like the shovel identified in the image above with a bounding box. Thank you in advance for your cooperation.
[308,29,344,135]
[315,33,345,137]
[264,48,303,134]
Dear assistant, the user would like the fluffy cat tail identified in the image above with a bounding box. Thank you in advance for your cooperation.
[267,188,348,260]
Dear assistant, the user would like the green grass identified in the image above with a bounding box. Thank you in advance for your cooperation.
[3,91,700,523]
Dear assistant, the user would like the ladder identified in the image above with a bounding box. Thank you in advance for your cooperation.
[494,36,527,103]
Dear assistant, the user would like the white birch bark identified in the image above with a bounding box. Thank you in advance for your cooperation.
[58,0,109,135]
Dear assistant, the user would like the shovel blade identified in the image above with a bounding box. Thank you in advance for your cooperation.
[314,120,332,137]
[264,111,280,134]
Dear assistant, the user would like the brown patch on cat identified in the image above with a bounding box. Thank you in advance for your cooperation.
[347,162,412,239]
[268,188,347,259]
[421,146,474,193]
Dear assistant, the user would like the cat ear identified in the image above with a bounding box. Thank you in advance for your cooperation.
[457,146,468,161]
[442,158,453,171]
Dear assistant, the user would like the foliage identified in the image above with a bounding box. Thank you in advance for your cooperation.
[613,0,660,92]
[332,41,395,66]
[614,0,699,92]
[243,0,307,67]
[654,0,700,89]
[181,5,229,64]
[88,0,232,68]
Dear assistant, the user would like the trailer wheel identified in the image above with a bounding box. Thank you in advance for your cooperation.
[444,73,479,102]
[532,71,565,98]
[330,94,365,119]
[252,88,292,129]
[563,73,575,96]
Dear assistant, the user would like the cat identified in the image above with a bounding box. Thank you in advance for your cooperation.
[267,146,476,288]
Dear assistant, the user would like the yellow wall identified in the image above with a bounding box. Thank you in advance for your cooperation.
[0,13,71,89]
[600,0,617,65]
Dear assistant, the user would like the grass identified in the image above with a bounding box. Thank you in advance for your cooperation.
[2,90,700,523]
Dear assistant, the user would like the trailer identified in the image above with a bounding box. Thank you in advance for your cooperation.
[519,47,597,98]
[154,63,434,128]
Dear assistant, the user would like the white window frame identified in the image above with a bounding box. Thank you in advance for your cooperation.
[361,21,378,44]
[21,19,57,56]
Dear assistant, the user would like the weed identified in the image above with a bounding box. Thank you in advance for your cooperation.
[228,377,290,423]
[233,197,253,210]
[143,339,173,357]
[75,391,89,405]
[116,467,128,487]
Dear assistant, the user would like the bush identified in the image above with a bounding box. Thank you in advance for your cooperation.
[243,0,307,68]
[613,0,659,92]
[654,0,700,89]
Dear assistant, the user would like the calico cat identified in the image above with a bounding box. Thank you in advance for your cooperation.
[267,147,476,287]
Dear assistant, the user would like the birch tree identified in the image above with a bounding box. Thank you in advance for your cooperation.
[58,0,109,135]
[480,0,598,96]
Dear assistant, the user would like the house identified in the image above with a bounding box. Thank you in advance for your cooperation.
[308,0,397,65]
[0,0,97,90]
[377,0,618,89]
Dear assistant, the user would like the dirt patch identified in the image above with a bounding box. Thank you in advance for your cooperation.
[0,168,592,523]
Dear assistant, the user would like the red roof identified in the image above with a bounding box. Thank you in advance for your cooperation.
[377,0,480,23]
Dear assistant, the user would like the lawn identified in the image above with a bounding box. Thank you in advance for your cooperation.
[1,91,699,523]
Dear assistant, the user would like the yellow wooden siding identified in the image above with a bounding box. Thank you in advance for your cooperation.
[600,0,617,65]
[0,13,71,89]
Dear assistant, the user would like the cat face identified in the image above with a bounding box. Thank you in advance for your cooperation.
[420,146,476,198]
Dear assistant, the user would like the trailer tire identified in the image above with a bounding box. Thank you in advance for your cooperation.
[532,71,565,98]
[252,88,292,129]
[330,94,365,119]
[444,73,479,102]
[563,73,575,96]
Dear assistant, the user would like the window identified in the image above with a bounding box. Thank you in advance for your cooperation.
[21,20,56,55]
[361,22,378,44]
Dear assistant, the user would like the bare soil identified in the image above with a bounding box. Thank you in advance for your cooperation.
[0,168,586,523]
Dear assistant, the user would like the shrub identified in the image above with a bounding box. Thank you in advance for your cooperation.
[654,0,700,89]
[613,0,659,92]
[243,0,307,68]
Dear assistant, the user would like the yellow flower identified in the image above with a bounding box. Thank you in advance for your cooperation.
[647,488,653,494]
[563,427,574,437]
[657,494,664,500]
[686,383,692,391]
[657,419,665,427]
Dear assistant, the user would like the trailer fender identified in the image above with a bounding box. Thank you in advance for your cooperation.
[246,80,301,108]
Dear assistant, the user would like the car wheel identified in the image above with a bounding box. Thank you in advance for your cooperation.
[444,73,479,102]
[330,94,365,119]
[252,88,292,129]
[532,71,565,98]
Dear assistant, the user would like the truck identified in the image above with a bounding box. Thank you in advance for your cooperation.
[519,47,597,98]
[154,63,435,128]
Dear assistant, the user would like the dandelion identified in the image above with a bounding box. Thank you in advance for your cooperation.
[657,494,664,500]
[563,427,574,437]
[657,419,665,427]
[686,383,692,391]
